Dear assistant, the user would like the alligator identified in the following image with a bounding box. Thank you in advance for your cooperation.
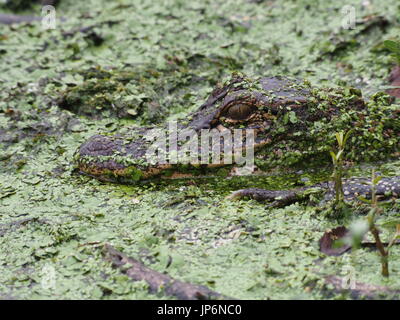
[75,74,400,204]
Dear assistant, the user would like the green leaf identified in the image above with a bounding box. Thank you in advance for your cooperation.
[336,149,343,161]
[373,176,382,185]
[357,196,372,204]
[343,129,353,147]
[330,151,337,162]
[126,109,138,116]
[383,40,400,55]
[335,132,344,146]
[288,111,298,124]
[380,218,400,230]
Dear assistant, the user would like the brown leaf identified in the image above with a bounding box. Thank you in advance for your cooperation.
[319,226,351,256]
[387,66,400,99]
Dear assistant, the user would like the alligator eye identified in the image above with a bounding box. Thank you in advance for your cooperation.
[222,104,256,120]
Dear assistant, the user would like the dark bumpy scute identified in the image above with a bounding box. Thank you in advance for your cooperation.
[75,74,400,184]
[79,135,124,157]
[326,176,400,201]
[187,75,312,131]
[76,129,163,182]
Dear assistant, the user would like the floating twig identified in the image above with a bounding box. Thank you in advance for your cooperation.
[103,243,234,300]
[0,14,40,25]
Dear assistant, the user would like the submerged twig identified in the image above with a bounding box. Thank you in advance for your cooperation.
[61,20,120,38]
[102,243,234,300]
[0,14,40,25]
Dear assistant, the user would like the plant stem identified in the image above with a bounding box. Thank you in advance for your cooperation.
[334,166,344,203]
[370,225,389,277]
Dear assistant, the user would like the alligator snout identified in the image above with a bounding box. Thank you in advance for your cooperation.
[79,135,120,157]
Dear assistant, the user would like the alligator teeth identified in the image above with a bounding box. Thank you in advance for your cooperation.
[217,124,229,132]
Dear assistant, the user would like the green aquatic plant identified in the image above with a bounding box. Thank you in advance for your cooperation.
[328,130,353,219]
[330,130,352,204]
[365,170,389,277]
[351,170,400,277]
[383,40,400,65]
